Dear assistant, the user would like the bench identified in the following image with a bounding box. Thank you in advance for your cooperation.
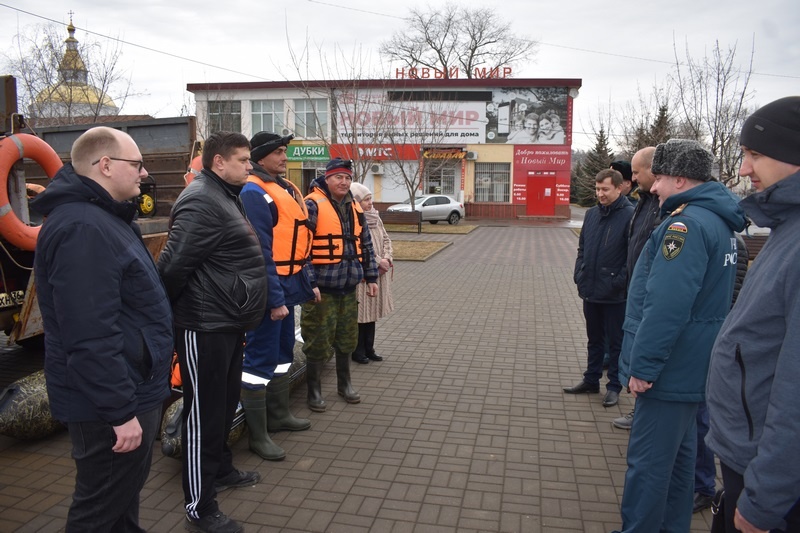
[741,234,769,262]
[379,210,423,234]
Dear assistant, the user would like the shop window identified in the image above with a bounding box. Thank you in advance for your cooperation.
[474,162,510,202]
[423,162,457,195]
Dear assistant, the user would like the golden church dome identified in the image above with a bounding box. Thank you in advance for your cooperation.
[32,18,118,118]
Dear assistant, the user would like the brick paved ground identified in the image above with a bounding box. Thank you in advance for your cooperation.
[0,224,717,532]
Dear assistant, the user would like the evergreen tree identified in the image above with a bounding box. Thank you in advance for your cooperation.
[573,128,613,207]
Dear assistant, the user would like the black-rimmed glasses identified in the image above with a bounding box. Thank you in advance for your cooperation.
[92,157,145,172]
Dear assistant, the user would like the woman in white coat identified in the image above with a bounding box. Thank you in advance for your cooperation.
[350,182,394,364]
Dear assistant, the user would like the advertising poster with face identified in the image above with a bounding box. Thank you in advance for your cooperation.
[485,87,570,145]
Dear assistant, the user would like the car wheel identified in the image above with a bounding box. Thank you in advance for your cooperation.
[447,212,461,225]
[429,220,439,224]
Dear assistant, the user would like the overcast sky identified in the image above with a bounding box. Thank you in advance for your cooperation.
[1,0,797,151]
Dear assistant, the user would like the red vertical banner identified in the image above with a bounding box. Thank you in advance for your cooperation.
[461,159,466,190]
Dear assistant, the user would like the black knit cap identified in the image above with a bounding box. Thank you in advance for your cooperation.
[651,139,714,182]
[739,96,800,165]
[610,160,632,182]
[249,131,293,163]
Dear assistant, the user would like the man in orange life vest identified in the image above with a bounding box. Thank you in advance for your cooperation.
[239,132,320,461]
[301,158,379,411]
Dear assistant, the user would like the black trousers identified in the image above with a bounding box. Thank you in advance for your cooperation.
[354,322,376,358]
[66,406,161,533]
[582,300,624,392]
[720,462,800,532]
[177,329,244,520]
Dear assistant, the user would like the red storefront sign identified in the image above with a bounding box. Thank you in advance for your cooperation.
[329,144,421,161]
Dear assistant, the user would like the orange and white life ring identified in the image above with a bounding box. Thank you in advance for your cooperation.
[0,134,63,251]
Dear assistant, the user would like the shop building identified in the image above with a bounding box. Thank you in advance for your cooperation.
[188,78,581,219]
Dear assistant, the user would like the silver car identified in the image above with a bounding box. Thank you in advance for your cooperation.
[387,195,465,225]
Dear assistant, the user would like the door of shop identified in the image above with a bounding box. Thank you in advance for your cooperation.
[526,174,556,216]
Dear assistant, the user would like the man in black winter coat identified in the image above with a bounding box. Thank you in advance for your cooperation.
[613,147,660,430]
[564,168,634,407]
[33,126,173,532]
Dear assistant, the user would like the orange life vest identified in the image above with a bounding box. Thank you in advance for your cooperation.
[246,176,312,275]
[305,188,364,265]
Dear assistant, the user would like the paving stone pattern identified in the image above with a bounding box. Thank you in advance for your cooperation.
[0,226,716,532]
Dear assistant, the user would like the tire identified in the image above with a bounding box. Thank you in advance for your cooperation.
[447,212,461,225]
[429,220,439,224]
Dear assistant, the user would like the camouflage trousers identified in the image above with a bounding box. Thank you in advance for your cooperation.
[301,291,358,363]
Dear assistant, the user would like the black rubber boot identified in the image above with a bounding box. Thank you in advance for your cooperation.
[306,360,327,412]
[240,387,285,461]
[266,374,311,432]
[335,351,361,404]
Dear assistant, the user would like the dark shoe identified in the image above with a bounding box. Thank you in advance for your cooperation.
[351,354,369,364]
[602,390,619,407]
[185,511,243,533]
[563,381,600,394]
[365,352,383,361]
[214,469,260,492]
[612,409,634,430]
[693,492,714,513]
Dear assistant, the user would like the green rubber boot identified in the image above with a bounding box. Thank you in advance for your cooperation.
[335,351,361,404]
[240,387,285,461]
[306,360,327,412]
[266,374,311,432]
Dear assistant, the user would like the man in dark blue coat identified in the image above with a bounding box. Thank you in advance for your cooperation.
[33,126,173,532]
[564,168,633,407]
[613,139,746,533]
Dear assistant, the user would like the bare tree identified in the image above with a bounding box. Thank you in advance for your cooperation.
[1,22,136,125]
[281,33,384,182]
[616,83,683,157]
[672,39,754,188]
[380,4,536,79]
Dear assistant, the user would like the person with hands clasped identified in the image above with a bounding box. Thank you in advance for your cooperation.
[350,182,395,364]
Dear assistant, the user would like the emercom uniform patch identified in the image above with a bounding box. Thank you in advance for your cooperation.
[663,204,689,260]
[662,233,686,260]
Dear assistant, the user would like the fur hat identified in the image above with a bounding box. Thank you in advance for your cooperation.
[325,158,353,179]
[651,139,714,182]
[249,131,293,163]
[610,160,632,182]
[350,182,372,202]
[739,96,800,166]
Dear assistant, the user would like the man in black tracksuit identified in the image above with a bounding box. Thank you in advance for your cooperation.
[158,132,268,533]
[564,168,634,408]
